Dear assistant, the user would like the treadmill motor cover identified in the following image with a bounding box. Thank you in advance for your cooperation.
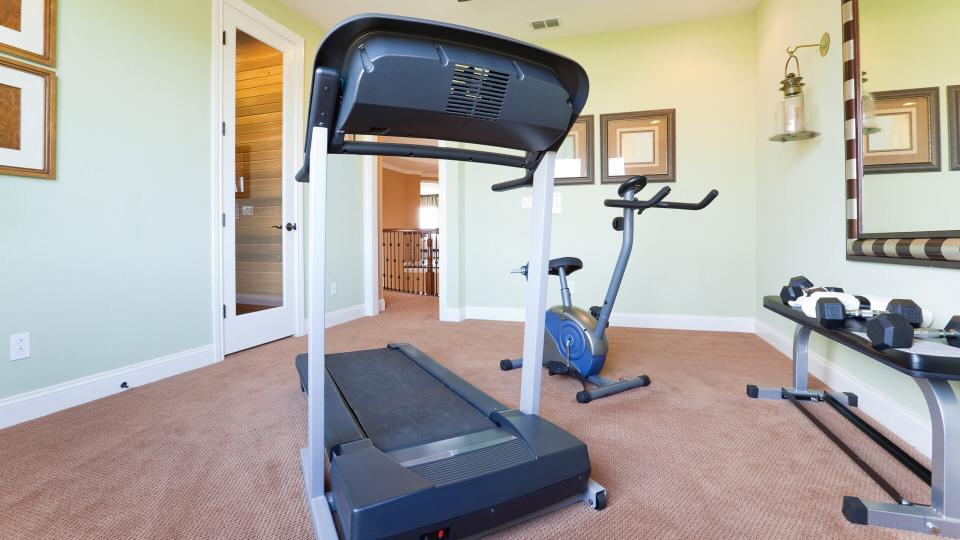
[298,14,589,178]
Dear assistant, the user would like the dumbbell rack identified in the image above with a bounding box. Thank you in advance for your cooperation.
[749,296,960,537]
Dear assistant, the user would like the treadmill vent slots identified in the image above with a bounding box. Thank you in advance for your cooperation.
[445,64,510,121]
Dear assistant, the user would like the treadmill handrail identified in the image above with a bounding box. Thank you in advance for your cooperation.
[339,142,530,169]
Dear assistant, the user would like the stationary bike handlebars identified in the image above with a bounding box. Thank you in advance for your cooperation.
[604,176,719,211]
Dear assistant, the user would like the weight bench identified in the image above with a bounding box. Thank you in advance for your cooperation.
[749,295,960,537]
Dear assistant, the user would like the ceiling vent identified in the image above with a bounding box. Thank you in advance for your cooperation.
[531,18,560,30]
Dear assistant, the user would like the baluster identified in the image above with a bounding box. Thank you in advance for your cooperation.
[427,231,435,296]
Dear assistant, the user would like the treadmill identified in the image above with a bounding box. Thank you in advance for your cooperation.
[294,14,603,539]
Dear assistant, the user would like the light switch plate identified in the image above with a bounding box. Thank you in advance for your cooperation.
[520,194,562,213]
[242,206,254,216]
[10,333,30,361]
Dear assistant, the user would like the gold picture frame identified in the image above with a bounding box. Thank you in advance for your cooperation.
[555,115,594,185]
[600,109,676,183]
[864,87,940,174]
[0,55,56,179]
[0,0,56,66]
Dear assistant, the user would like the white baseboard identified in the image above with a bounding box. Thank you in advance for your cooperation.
[305,304,368,331]
[463,306,521,322]
[440,306,466,322]
[463,306,755,333]
[754,319,932,458]
[0,344,218,430]
[610,312,756,333]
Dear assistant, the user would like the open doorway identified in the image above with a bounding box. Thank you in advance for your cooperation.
[377,137,441,318]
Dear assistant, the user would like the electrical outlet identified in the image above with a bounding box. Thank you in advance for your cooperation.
[242,205,254,216]
[10,333,30,361]
[520,194,562,213]
[330,282,338,295]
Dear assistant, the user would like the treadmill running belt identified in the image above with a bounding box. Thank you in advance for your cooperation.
[325,347,496,453]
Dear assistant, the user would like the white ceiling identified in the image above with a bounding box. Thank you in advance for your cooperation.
[279,0,760,41]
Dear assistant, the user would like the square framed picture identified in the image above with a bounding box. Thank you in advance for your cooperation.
[601,109,675,183]
[949,85,959,172]
[555,115,593,185]
[864,87,940,174]
[0,55,55,179]
[0,0,55,65]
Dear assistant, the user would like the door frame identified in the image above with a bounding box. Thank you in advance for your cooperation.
[211,0,306,360]
[361,142,452,319]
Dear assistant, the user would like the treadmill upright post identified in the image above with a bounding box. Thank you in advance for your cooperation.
[302,126,339,538]
[519,153,557,416]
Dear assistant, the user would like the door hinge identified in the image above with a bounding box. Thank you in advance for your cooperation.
[222,122,226,136]
[223,305,227,319]
[222,212,226,227]
[223,31,227,45]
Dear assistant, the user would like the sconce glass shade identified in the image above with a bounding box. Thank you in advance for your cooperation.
[770,73,820,142]
[861,71,881,135]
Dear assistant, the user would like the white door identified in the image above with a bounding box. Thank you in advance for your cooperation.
[222,4,300,354]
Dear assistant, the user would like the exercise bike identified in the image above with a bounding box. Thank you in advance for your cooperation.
[500,176,719,403]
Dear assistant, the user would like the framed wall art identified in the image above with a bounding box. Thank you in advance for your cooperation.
[0,54,55,178]
[600,109,675,183]
[863,87,940,174]
[0,0,55,66]
[555,115,594,185]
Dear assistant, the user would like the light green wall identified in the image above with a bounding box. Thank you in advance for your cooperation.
[0,0,363,399]
[858,0,960,233]
[755,0,959,422]
[440,157,467,315]
[456,15,759,316]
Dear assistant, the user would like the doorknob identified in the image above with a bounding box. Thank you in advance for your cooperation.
[273,223,297,231]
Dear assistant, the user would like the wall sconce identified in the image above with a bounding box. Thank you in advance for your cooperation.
[861,71,881,135]
[770,33,830,142]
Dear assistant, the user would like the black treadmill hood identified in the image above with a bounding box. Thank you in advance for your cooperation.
[297,14,589,182]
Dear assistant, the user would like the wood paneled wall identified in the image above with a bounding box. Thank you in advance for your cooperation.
[234,31,283,307]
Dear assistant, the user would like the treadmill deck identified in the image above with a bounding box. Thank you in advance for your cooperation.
[325,347,495,453]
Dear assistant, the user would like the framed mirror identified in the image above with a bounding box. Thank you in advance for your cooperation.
[843,0,960,268]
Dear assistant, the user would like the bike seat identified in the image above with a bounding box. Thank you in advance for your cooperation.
[548,257,583,276]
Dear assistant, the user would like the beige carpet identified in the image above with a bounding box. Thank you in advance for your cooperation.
[0,292,932,539]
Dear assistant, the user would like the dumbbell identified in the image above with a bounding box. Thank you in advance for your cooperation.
[780,275,844,304]
[867,314,960,349]
[813,296,923,330]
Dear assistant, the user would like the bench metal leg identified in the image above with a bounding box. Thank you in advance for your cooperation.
[747,325,860,405]
[843,379,960,536]
[793,325,811,392]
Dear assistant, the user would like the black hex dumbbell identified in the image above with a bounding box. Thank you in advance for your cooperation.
[780,275,844,304]
[815,297,922,330]
[867,314,960,350]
